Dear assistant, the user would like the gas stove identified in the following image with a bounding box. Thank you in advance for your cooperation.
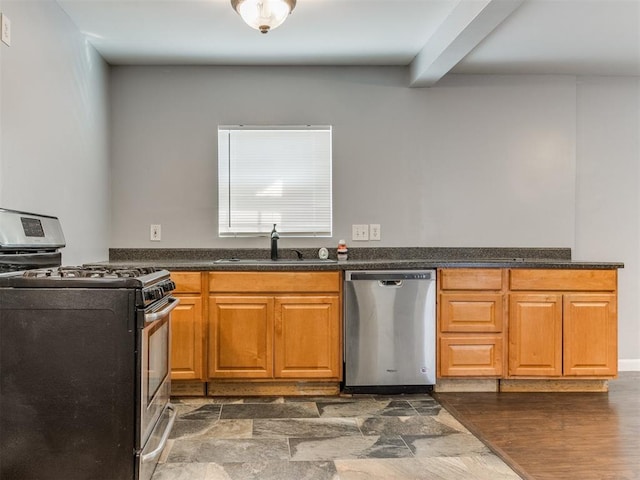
[0,265,175,307]
[0,208,178,480]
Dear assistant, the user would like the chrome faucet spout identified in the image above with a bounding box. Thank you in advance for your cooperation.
[270,224,280,260]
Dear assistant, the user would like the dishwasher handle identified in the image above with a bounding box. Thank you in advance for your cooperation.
[345,270,435,281]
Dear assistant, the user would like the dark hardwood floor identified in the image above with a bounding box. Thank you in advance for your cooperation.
[435,372,640,480]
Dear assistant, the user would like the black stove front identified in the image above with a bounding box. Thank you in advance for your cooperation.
[0,266,178,480]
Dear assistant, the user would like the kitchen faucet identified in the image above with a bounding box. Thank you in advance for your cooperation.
[270,224,280,260]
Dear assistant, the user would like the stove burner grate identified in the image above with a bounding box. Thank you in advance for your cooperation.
[22,266,159,279]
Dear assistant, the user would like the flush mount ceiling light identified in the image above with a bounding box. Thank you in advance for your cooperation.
[231,0,297,34]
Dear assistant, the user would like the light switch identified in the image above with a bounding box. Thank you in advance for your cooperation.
[352,224,369,241]
[150,224,161,241]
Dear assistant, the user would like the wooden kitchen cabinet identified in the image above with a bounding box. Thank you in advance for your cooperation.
[563,294,617,376]
[509,294,563,376]
[508,270,617,378]
[440,293,503,333]
[274,296,340,378]
[208,272,342,382]
[438,269,505,377]
[170,272,206,382]
[209,296,273,378]
[440,335,504,377]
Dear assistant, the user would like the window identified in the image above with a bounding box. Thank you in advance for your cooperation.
[218,126,332,237]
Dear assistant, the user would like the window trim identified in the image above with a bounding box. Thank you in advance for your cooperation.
[217,125,333,237]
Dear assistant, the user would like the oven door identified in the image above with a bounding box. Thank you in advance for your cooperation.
[138,296,179,480]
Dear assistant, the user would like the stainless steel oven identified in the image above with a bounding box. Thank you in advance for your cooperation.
[138,296,178,480]
[0,208,178,480]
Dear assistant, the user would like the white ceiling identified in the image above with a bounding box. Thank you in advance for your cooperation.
[57,0,640,86]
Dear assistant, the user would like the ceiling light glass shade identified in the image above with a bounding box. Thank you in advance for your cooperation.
[231,0,296,34]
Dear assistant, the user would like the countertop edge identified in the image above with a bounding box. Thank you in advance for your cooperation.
[85,259,624,271]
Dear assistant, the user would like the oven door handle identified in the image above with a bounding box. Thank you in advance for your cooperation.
[141,404,177,464]
[144,297,180,323]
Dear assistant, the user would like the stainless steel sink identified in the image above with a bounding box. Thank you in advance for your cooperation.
[214,258,337,264]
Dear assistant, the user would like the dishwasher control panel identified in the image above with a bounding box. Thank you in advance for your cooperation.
[345,271,435,281]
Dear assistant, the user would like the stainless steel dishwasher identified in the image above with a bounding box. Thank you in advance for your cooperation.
[344,270,436,393]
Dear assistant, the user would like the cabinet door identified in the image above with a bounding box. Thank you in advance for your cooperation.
[509,294,562,376]
[564,294,617,376]
[209,296,273,378]
[274,296,341,379]
[171,295,204,381]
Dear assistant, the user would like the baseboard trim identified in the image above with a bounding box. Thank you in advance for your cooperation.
[618,359,640,371]
[500,379,608,392]
[171,380,206,396]
[434,378,499,392]
[207,381,340,396]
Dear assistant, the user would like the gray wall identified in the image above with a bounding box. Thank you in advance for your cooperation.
[0,0,110,265]
[110,66,639,365]
[110,67,576,249]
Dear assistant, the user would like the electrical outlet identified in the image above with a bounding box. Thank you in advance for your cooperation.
[352,224,369,241]
[370,224,381,241]
[150,224,161,241]
[1,14,11,47]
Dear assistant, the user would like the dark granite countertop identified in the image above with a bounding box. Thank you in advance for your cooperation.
[88,247,623,271]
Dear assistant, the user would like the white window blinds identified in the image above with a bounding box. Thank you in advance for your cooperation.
[218,126,332,237]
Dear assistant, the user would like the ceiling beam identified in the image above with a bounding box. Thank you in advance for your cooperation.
[409,0,524,88]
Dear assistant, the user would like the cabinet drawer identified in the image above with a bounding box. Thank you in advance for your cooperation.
[510,269,616,291]
[440,293,503,332]
[171,272,202,293]
[439,335,503,377]
[209,272,340,293]
[440,269,503,290]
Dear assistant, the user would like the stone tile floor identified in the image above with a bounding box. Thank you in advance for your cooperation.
[152,394,522,480]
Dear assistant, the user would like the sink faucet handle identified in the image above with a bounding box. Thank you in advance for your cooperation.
[271,223,280,239]
[293,249,304,260]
